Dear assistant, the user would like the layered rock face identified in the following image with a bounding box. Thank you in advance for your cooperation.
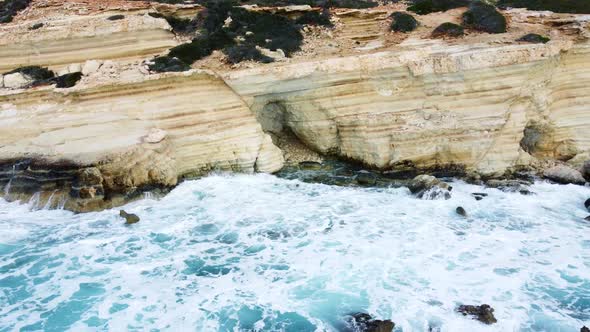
[1,0,589,211]
[224,39,590,176]
[0,72,283,211]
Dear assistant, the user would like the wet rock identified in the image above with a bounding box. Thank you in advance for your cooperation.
[408,174,451,200]
[471,192,488,200]
[79,167,103,186]
[120,210,140,225]
[457,304,497,324]
[390,12,418,33]
[348,313,395,332]
[456,206,467,217]
[486,179,532,194]
[432,22,464,38]
[585,198,590,211]
[517,33,550,44]
[299,161,322,170]
[582,326,590,332]
[584,216,590,221]
[462,2,507,34]
[543,165,586,185]
[356,171,377,186]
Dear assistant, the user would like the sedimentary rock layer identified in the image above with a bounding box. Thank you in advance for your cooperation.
[0,71,283,211]
[0,13,177,72]
[223,39,590,176]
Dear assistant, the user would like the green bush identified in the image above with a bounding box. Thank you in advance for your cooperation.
[407,0,470,15]
[432,22,464,37]
[462,2,506,33]
[0,0,31,23]
[497,0,589,14]
[516,33,550,43]
[390,12,419,32]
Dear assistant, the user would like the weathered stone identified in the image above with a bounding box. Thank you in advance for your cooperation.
[143,128,167,144]
[68,63,82,73]
[79,186,97,199]
[3,72,31,89]
[120,210,140,224]
[82,60,102,75]
[457,304,497,324]
[543,165,586,185]
[79,167,103,186]
[456,206,467,217]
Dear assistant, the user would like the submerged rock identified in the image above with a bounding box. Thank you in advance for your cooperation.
[457,304,497,324]
[408,174,451,200]
[486,179,532,195]
[582,326,590,332]
[390,12,418,32]
[456,206,467,217]
[543,165,586,185]
[120,210,140,225]
[462,2,507,34]
[347,313,395,332]
[471,192,488,201]
[585,198,590,211]
[584,216,590,221]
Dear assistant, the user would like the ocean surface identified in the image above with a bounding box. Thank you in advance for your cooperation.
[0,173,589,331]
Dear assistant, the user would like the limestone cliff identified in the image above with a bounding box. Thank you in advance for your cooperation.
[0,0,589,211]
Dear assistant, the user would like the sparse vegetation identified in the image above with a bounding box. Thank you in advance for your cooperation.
[407,0,470,15]
[432,22,464,37]
[295,10,333,27]
[0,0,32,23]
[107,15,125,21]
[148,56,192,72]
[225,44,275,64]
[517,33,550,43]
[5,66,55,81]
[462,2,506,34]
[55,72,83,88]
[390,12,418,32]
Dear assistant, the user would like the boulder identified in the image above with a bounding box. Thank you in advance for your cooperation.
[348,313,395,332]
[120,210,140,225]
[456,206,467,217]
[82,60,102,76]
[3,72,31,89]
[584,216,590,221]
[143,128,167,144]
[585,198,590,211]
[462,2,507,34]
[432,22,464,38]
[543,165,586,185]
[517,33,550,44]
[408,174,451,200]
[390,12,419,33]
[457,304,497,324]
[68,63,82,73]
[581,326,590,332]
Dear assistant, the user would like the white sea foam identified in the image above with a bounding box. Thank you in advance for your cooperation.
[0,174,589,331]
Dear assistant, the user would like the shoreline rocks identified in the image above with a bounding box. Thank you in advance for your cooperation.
[408,175,452,200]
[457,304,497,324]
[120,210,140,224]
[543,165,586,185]
[347,313,394,332]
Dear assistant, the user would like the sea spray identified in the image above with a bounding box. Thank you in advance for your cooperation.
[0,174,589,331]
